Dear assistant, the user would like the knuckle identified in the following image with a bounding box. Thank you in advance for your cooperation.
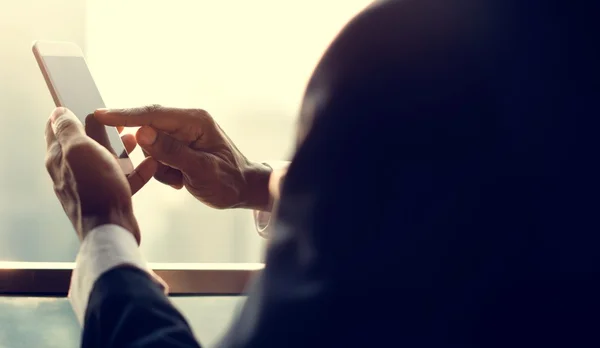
[192,109,213,123]
[143,104,163,114]
[192,108,208,116]
[45,143,61,170]
[53,117,76,136]
[44,154,55,173]
[44,146,64,181]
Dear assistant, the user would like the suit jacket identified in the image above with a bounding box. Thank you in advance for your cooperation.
[82,0,600,347]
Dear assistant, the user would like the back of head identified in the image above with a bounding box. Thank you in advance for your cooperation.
[269,0,600,346]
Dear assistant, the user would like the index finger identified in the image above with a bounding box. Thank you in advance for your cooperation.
[51,107,86,146]
[94,105,196,133]
[128,157,158,195]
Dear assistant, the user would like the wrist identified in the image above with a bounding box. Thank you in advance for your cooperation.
[241,162,273,211]
[80,210,140,244]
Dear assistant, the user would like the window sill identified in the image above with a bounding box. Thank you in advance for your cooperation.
[0,262,264,296]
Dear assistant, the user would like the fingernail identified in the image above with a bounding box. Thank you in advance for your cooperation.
[51,107,67,122]
[137,126,157,146]
[95,108,108,115]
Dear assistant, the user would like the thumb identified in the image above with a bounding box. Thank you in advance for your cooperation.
[51,107,86,146]
[136,126,194,171]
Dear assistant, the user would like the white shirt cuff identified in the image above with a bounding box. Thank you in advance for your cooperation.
[253,160,290,238]
[68,224,168,326]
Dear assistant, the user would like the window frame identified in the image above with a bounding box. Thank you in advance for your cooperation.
[0,262,263,296]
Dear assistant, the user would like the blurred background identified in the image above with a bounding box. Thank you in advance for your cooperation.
[0,0,372,263]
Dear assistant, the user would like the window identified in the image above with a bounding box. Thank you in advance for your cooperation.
[1,1,372,346]
[0,0,371,263]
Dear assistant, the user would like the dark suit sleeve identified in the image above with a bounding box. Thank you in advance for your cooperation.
[82,266,201,348]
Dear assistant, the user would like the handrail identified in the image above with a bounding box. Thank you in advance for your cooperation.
[0,262,264,296]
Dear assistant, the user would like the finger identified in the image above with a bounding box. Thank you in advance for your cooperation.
[121,133,137,154]
[128,157,158,195]
[95,105,200,133]
[51,107,86,147]
[117,126,124,134]
[84,114,117,157]
[135,126,196,172]
[154,163,184,189]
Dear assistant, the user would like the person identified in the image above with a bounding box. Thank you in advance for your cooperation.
[44,0,600,346]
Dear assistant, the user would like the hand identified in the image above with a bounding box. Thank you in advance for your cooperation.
[94,105,272,211]
[45,107,158,243]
